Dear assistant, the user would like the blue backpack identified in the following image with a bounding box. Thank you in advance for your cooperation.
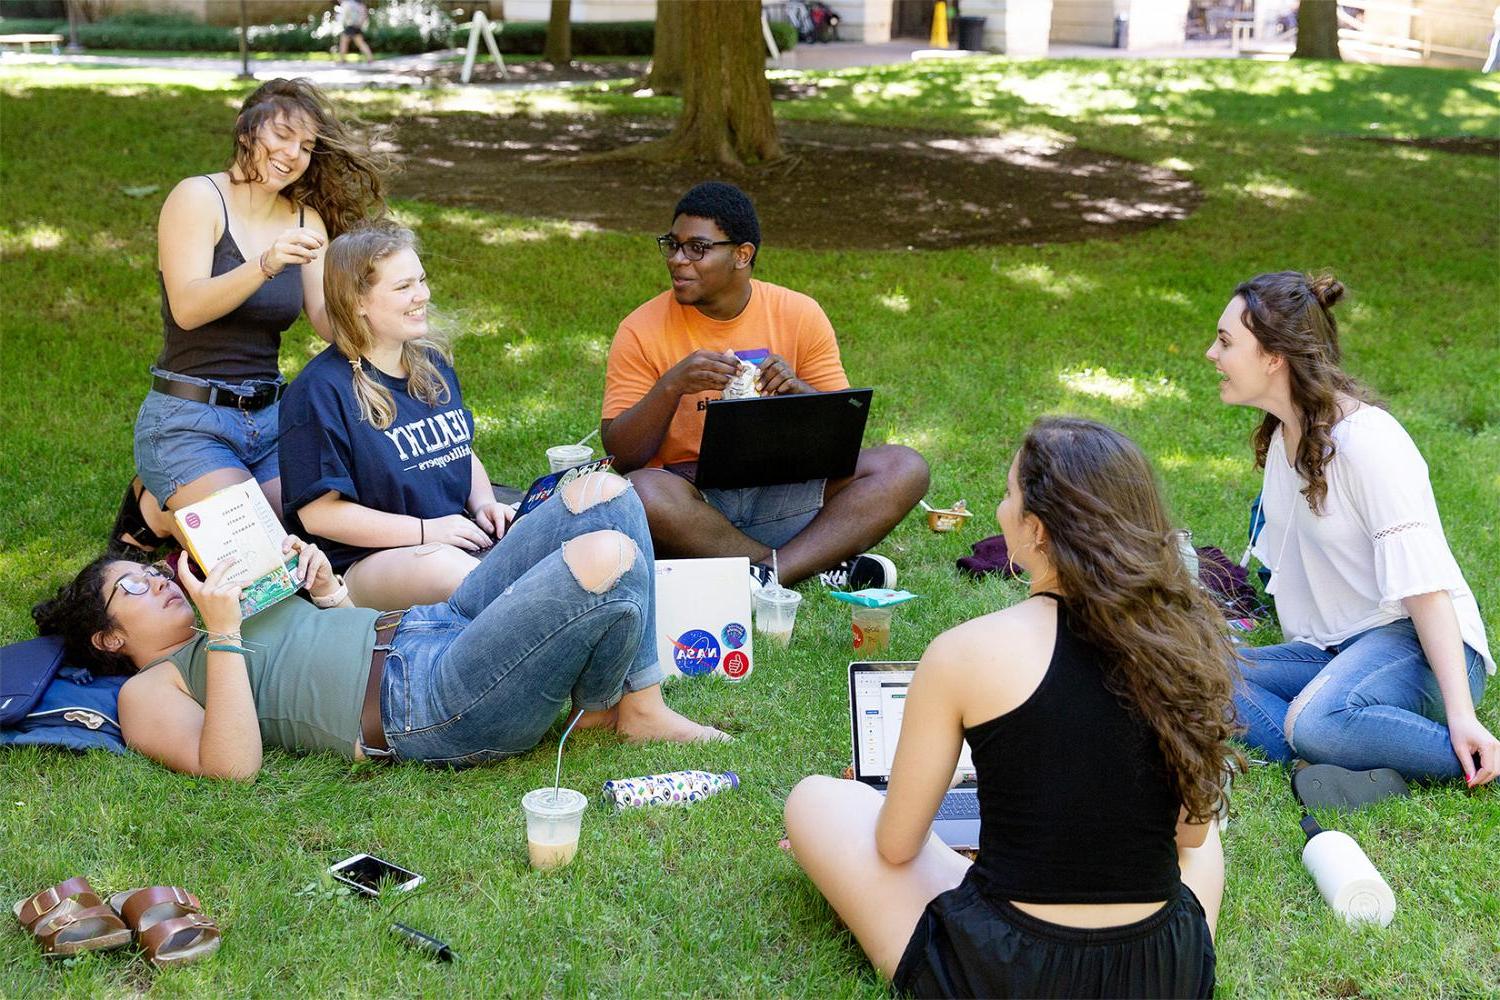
[0,635,128,754]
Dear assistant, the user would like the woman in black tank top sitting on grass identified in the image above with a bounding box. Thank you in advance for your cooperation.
[116,78,387,552]
[785,417,1241,998]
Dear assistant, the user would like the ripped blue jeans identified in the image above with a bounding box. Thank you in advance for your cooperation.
[378,474,663,766]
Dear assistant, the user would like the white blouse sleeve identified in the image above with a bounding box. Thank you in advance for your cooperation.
[1335,415,1470,614]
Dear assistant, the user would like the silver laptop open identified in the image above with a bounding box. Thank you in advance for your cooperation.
[848,661,981,850]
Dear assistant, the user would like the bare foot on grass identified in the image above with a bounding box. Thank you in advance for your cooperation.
[573,685,729,743]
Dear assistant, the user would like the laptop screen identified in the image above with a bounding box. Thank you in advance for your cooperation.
[850,663,973,783]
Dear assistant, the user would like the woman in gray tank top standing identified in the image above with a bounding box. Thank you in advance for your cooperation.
[115,78,387,552]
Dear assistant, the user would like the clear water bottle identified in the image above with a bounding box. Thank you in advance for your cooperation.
[1175,528,1200,581]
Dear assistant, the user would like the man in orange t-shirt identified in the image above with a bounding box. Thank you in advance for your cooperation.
[601,183,929,589]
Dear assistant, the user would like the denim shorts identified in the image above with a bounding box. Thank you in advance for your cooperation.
[133,370,281,505]
[664,463,825,550]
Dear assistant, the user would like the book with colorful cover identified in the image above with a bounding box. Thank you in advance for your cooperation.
[172,481,299,617]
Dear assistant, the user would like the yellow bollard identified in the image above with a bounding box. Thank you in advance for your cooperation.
[930,1,949,49]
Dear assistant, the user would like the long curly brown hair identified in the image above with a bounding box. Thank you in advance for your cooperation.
[1234,271,1381,514]
[228,78,390,238]
[1016,417,1242,823]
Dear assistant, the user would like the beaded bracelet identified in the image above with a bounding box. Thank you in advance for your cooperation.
[258,250,278,281]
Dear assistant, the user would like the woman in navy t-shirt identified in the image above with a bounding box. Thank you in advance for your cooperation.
[279,225,512,610]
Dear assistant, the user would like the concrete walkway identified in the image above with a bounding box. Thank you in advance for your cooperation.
[2,37,1243,90]
[2,49,509,90]
[779,37,1238,69]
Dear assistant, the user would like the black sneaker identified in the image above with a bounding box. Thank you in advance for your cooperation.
[749,562,775,592]
[819,553,897,592]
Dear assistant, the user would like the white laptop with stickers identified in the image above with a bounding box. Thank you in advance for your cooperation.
[655,557,755,682]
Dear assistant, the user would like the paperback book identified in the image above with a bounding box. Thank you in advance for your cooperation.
[172,481,299,617]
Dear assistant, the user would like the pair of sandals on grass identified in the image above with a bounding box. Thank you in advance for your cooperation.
[13,877,220,966]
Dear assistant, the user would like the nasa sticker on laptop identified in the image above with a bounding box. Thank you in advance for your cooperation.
[670,629,721,677]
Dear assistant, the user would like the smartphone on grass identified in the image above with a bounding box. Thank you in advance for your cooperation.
[328,854,424,897]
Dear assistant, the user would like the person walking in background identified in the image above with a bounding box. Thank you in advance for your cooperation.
[1483,6,1500,73]
[339,0,374,63]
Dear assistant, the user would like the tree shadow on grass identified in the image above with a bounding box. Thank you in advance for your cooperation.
[387,113,1201,251]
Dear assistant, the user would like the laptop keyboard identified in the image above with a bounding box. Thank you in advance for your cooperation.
[935,793,980,820]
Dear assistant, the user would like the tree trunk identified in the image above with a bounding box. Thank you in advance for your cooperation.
[544,0,572,66]
[1293,0,1342,60]
[648,0,782,168]
[643,0,686,95]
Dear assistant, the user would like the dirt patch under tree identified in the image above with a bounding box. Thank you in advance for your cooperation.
[386,113,1202,250]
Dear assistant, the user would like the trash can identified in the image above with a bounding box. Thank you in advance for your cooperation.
[956,15,986,51]
[1113,14,1129,49]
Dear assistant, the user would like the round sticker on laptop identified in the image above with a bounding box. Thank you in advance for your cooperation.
[671,629,720,676]
[720,622,747,650]
[722,650,751,680]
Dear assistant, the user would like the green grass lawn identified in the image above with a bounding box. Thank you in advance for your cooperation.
[2,58,1497,997]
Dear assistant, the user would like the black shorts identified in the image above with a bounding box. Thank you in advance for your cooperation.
[342,25,364,38]
[893,878,1215,999]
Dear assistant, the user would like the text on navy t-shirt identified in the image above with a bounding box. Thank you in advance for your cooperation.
[279,347,475,572]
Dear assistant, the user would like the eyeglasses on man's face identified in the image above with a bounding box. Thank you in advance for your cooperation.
[105,561,175,612]
[656,235,738,262]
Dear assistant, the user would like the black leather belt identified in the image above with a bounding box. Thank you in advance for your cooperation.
[361,610,406,755]
[152,374,284,410]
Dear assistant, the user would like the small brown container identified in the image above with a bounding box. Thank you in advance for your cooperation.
[925,508,972,533]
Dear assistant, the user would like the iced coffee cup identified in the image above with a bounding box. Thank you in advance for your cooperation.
[851,605,893,657]
[522,787,588,870]
[546,443,594,474]
[752,586,802,647]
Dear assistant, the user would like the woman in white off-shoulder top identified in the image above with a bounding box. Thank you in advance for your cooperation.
[1206,271,1495,785]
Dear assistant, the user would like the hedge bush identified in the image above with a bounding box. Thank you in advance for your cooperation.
[64,21,444,55]
[477,20,794,58]
[18,14,793,58]
[0,17,67,35]
[480,20,655,56]
[767,20,798,54]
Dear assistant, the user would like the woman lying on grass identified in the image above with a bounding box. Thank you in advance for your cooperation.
[277,225,512,611]
[36,471,724,780]
[785,417,1238,998]
[1207,271,1496,785]
[117,78,387,553]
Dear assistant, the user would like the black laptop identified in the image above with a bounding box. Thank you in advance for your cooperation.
[694,387,873,490]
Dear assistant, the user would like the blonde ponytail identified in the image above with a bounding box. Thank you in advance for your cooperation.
[349,356,396,429]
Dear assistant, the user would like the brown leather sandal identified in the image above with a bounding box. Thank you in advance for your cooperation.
[13,877,132,958]
[108,887,221,967]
